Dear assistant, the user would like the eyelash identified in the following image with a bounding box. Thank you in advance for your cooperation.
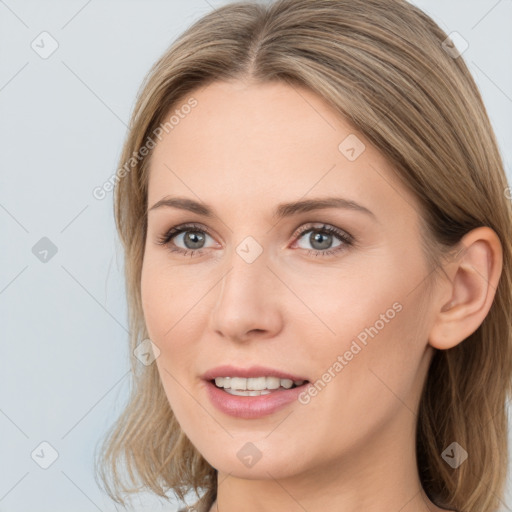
[155,222,354,258]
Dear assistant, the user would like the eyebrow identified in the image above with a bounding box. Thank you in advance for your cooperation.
[148,196,376,221]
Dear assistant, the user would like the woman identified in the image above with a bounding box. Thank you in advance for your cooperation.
[95,1,512,511]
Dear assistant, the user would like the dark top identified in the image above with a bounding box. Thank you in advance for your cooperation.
[177,495,215,512]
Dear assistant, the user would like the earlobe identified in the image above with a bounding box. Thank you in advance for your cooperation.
[428,227,503,351]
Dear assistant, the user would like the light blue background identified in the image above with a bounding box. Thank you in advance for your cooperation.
[1,1,510,511]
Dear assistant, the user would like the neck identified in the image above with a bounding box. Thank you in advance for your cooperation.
[208,409,445,512]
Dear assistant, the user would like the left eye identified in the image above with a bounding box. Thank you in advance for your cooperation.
[156,222,353,257]
[292,223,353,255]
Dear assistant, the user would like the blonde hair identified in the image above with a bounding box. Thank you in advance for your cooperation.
[95,1,512,511]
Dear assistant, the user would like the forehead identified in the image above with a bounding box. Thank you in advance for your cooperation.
[147,80,417,223]
[151,79,354,171]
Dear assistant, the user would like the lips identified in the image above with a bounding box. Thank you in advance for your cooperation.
[201,364,309,382]
[203,378,311,419]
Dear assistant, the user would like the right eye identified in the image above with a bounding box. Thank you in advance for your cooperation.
[156,223,217,256]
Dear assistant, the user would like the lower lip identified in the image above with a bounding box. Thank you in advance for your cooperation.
[204,380,310,419]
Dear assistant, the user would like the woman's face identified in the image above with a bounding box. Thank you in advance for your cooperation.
[141,79,440,480]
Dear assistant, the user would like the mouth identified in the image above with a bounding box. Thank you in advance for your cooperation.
[204,377,311,419]
[201,365,311,418]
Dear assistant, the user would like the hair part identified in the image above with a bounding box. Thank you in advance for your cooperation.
[96,1,512,511]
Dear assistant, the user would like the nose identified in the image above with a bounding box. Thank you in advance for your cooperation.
[209,243,284,343]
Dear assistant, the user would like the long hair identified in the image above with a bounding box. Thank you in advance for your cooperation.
[95,1,512,511]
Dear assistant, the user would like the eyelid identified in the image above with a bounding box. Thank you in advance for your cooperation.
[291,222,354,245]
[155,222,218,247]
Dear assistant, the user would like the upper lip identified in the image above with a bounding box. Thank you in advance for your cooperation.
[202,365,309,382]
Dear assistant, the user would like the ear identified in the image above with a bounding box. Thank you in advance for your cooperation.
[428,226,503,350]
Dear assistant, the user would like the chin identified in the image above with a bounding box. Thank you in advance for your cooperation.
[198,441,309,480]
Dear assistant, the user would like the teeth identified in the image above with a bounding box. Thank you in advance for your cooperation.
[214,376,305,391]
[225,389,273,396]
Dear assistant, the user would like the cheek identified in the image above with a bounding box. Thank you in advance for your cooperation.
[296,252,430,411]
[290,299,428,468]
[141,254,210,390]
[141,260,204,426]
[141,252,202,342]
[278,257,406,347]
[141,262,168,342]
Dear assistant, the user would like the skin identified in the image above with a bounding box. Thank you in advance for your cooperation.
[141,79,502,512]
